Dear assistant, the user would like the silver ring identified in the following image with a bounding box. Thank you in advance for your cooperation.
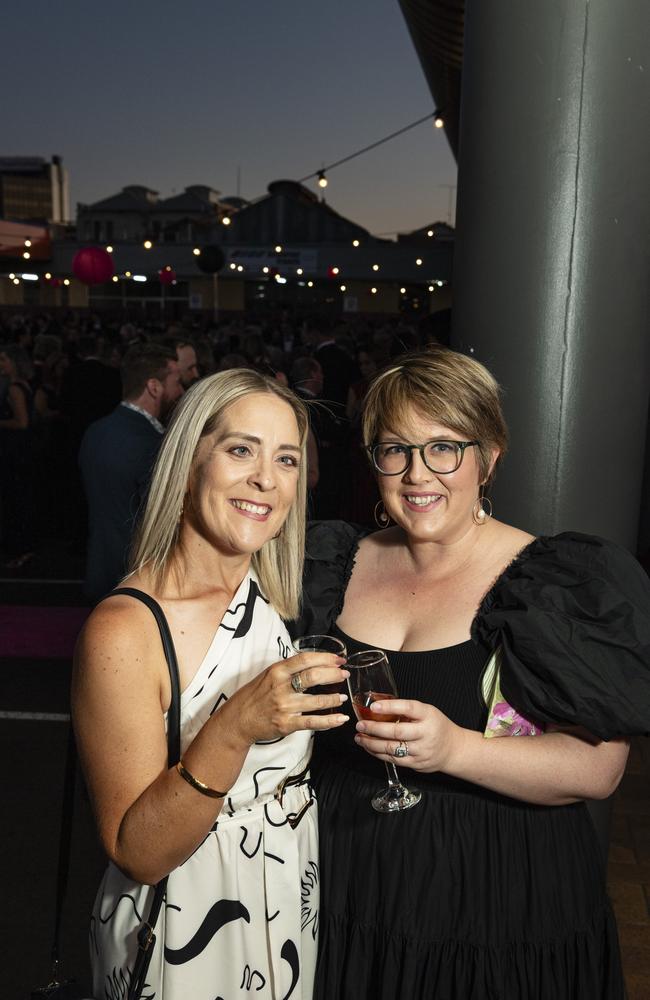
[291,673,304,694]
[393,741,409,758]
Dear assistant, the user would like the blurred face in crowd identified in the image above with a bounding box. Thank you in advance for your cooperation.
[177,344,199,388]
[0,352,15,379]
[307,361,323,396]
[158,360,185,422]
[358,351,377,380]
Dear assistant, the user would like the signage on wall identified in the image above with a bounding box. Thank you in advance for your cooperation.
[227,248,319,272]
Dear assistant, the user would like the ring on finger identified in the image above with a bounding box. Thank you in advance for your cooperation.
[291,672,305,694]
[392,741,409,759]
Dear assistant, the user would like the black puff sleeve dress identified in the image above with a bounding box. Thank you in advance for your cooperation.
[289,523,650,1000]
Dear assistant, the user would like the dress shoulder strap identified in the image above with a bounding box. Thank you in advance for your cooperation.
[105,586,181,766]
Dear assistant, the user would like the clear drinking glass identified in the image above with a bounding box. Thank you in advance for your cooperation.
[347,648,421,812]
[292,634,347,713]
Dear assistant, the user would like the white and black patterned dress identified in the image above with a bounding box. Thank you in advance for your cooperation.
[90,570,319,1000]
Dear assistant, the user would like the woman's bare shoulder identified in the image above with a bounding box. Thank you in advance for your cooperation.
[75,591,160,664]
[490,520,536,560]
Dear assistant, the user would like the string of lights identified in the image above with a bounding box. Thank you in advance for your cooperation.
[1,110,450,294]
[297,109,445,189]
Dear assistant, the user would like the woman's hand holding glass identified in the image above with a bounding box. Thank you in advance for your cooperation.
[354,694,461,775]
[347,650,421,812]
[218,652,350,749]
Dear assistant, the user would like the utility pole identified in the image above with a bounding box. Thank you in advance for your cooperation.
[438,183,456,225]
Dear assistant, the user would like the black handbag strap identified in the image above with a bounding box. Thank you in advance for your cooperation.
[108,587,182,1000]
[44,722,79,989]
[110,587,182,765]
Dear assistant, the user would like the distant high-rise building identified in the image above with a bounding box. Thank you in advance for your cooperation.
[0,155,70,224]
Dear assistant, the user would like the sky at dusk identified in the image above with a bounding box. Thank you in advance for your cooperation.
[3,0,457,237]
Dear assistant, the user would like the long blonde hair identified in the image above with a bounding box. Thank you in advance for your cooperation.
[129,370,308,619]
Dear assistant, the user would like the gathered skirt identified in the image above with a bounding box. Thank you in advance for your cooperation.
[312,762,624,1000]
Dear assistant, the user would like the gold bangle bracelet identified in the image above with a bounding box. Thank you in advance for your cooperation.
[176,760,230,799]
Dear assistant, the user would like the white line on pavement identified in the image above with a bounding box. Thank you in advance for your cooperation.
[0,711,70,722]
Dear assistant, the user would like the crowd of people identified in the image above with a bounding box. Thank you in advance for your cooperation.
[0,306,447,587]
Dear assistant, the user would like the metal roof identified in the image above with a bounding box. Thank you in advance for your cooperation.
[399,0,464,158]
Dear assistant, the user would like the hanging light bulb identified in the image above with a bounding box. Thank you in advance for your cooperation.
[143,240,153,250]
[352,239,360,248]
[434,110,444,129]
[192,247,201,256]
[317,170,328,189]
[222,216,231,226]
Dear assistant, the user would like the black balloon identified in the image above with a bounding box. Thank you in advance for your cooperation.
[197,245,225,273]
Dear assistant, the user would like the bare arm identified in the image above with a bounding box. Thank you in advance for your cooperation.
[355,699,628,805]
[72,601,348,884]
[34,386,57,420]
[0,384,29,429]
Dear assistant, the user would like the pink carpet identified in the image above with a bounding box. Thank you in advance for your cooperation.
[0,605,90,659]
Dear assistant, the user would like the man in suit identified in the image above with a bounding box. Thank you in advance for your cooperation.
[79,343,184,604]
[166,337,200,389]
[304,318,357,407]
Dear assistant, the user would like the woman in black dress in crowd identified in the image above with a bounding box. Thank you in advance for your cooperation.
[292,347,650,999]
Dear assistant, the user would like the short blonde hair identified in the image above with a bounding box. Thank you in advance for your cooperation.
[362,347,508,484]
[129,370,308,619]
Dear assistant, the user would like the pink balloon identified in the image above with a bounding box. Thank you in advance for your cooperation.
[72,246,114,285]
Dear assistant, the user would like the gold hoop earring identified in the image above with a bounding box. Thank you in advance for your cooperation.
[374,500,390,529]
[472,493,493,525]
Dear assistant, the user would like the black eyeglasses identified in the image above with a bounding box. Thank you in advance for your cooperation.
[367,440,479,476]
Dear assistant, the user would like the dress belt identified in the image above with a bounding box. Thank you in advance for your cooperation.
[215,755,314,829]
[274,761,313,829]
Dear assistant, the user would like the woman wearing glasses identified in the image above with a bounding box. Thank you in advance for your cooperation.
[292,347,650,999]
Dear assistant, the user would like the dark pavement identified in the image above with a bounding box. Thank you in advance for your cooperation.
[2,577,103,1000]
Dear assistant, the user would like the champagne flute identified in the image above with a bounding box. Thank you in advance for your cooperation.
[347,648,421,812]
[292,634,347,714]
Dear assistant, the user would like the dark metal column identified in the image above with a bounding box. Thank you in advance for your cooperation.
[452,0,650,543]
[451,1,650,855]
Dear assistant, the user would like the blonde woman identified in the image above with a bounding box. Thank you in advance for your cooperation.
[73,370,349,1000]
[294,348,650,999]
